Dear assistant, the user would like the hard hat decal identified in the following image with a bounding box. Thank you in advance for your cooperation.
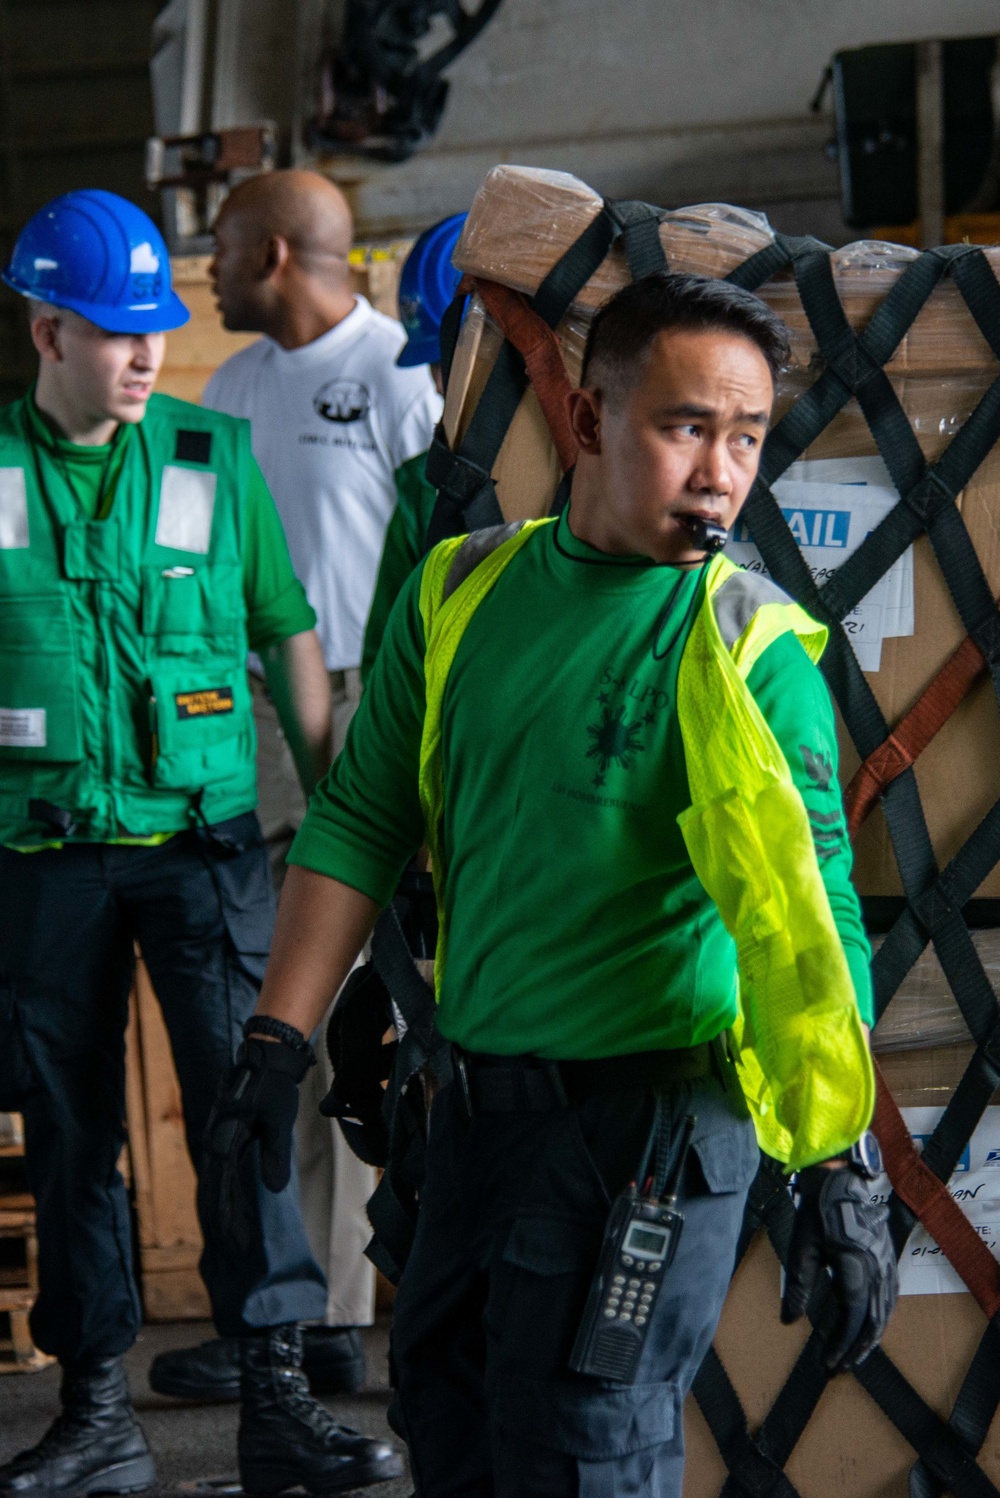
[130,243,160,273]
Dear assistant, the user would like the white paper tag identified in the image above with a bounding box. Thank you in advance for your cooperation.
[154,465,217,554]
[0,467,29,549]
[725,457,913,673]
[0,707,46,747]
[870,1105,1000,1295]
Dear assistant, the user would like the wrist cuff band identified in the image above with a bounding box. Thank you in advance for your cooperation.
[245,1015,309,1050]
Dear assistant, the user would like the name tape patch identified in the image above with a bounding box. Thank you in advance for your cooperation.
[174,686,234,720]
[0,707,46,747]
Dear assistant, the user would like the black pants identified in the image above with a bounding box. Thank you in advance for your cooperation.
[390,1060,759,1498]
[0,814,327,1362]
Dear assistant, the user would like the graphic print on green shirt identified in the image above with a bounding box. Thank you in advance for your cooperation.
[291,507,873,1059]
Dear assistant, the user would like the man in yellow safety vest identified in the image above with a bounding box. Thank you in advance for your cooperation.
[206,271,898,1496]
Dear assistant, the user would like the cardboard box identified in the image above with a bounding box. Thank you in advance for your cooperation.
[682,1045,998,1498]
[455,165,1000,375]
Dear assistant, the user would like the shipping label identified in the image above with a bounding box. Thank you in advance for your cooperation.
[870,1105,1000,1295]
[725,456,914,672]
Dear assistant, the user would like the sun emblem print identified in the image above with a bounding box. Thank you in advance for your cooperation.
[585,705,646,787]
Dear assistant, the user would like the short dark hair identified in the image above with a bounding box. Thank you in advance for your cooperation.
[581,271,790,400]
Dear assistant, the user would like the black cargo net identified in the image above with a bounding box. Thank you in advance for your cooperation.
[429,205,1000,1496]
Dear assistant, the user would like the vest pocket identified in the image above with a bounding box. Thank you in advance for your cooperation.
[0,594,82,762]
[141,563,245,654]
[148,664,253,792]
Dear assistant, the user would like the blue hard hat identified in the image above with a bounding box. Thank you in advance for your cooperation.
[396,213,467,367]
[2,189,190,334]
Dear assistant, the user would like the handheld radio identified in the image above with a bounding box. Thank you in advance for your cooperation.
[570,1114,696,1384]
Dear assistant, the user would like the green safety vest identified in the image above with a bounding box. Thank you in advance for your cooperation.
[417,519,875,1171]
[0,393,259,845]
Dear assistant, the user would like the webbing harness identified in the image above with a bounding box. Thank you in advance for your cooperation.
[428,206,1000,1493]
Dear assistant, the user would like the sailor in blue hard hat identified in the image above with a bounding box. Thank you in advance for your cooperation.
[395,211,467,371]
[0,190,401,1498]
[361,212,468,678]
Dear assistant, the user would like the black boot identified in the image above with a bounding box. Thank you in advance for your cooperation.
[149,1328,366,1403]
[0,1356,155,1497]
[238,1325,403,1495]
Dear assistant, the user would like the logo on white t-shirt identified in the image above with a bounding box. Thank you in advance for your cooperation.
[313,379,371,424]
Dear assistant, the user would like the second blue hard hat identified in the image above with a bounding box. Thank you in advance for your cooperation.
[2,189,190,334]
[396,212,467,368]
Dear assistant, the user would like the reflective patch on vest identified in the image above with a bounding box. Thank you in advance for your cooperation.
[155,465,217,554]
[713,569,790,651]
[174,686,234,720]
[0,468,29,549]
[0,707,45,747]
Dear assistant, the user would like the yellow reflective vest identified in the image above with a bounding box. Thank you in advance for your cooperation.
[417,519,875,1170]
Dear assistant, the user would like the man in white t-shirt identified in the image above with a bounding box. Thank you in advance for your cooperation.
[153,169,440,1407]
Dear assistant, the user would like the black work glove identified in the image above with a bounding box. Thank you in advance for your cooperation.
[781,1164,899,1371]
[202,1027,315,1251]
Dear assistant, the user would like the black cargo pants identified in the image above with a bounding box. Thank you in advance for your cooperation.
[0,813,327,1362]
[389,1050,759,1497]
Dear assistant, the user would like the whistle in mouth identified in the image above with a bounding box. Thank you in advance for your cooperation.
[679,514,728,555]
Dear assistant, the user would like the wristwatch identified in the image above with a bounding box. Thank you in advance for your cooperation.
[839,1129,883,1181]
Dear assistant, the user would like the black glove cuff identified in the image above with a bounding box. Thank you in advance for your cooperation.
[245,1015,310,1050]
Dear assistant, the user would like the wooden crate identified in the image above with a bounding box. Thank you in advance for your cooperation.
[0,1113,54,1373]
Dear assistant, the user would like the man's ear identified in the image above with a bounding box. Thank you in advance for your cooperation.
[30,314,62,365]
[567,386,602,456]
[263,234,292,282]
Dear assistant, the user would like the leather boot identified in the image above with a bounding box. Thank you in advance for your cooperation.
[238,1325,403,1495]
[149,1328,366,1403]
[0,1356,155,1497]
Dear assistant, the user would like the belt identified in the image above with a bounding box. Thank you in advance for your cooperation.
[454,1042,717,1114]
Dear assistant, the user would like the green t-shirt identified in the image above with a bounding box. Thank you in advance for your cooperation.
[292,508,873,1059]
[361,450,437,684]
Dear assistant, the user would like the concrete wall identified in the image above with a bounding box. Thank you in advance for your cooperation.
[324,0,1000,239]
[157,0,1000,241]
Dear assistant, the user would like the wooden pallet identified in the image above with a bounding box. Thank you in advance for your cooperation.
[0,1114,55,1373]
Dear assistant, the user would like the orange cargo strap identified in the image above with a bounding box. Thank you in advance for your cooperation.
[840,627,1000,1317]
[844,633,987,839]
[467,275,579,473]
[873,1061,1000,1318]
